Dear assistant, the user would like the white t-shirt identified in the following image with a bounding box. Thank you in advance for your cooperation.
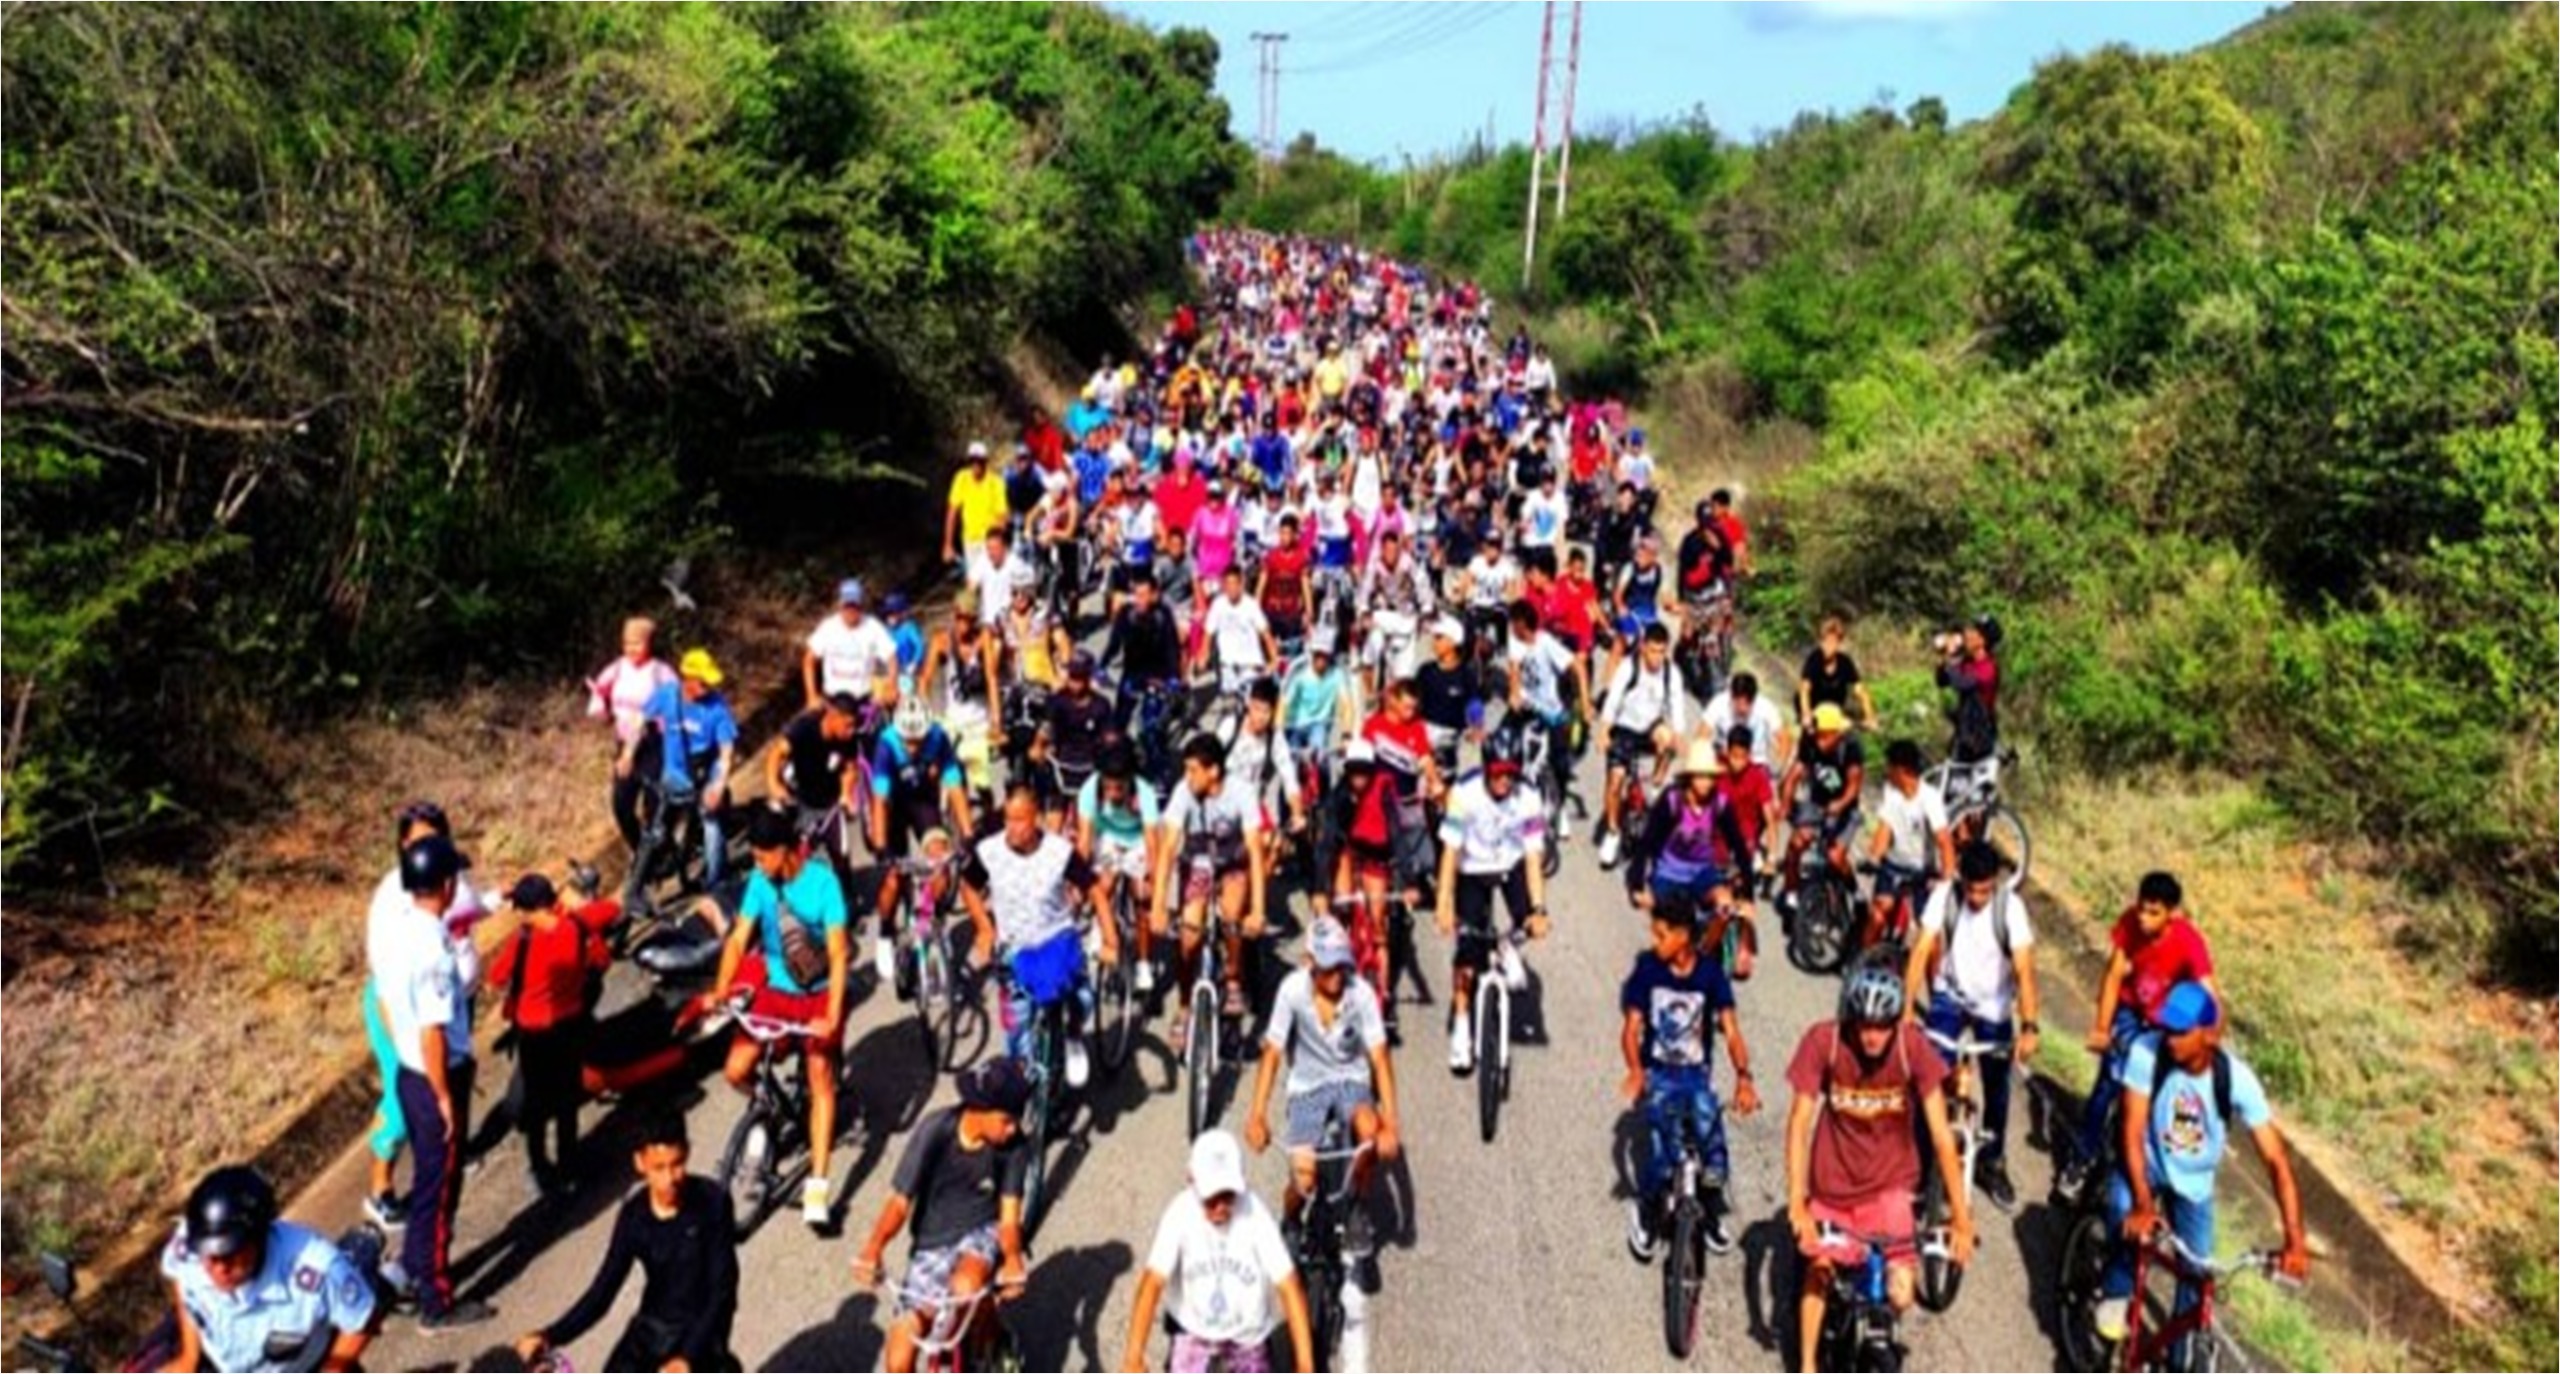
[808,613,899,700]
[1617,450,1656,490]
[364,869,486,1071]
[1144,1191,1297,1345]
[968,551,1036,625]
[1463,554,1516,609]
[1918,881,2035,1021]
[1875,782,1951,871]
[1508,631,1577,718]
[1203,595,1271,669]
[1600,655,1692,737]
[1437,775,1548,875]
[1702,692,1786,769]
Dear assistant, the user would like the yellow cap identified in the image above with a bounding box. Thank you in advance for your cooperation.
[1812,702,1850,733]
[679,648,724,686]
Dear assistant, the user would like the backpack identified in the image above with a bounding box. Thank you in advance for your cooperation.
[2143,1035,2235,1126]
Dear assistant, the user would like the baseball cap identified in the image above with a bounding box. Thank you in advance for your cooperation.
[2157,982,2221,1034]
[1811,702,1850,734]
[1431,614,1465,643]
[967,440,990,460]
[838,577,867,607]
[1066,649,1096,679]
[1189,1129,1248,1202]
[678,648,724,686]
[959,1057,1034,1115]
[882,591,910,615]
[507,874,558,910]
[1308,916,1355,971]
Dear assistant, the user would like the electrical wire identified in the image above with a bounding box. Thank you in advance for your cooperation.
[1285,3,1511,78]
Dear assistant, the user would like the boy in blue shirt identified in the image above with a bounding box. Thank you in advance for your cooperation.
[1620,905,1760,1261]
[631,649,739,890]
[2099,982,2311,1339]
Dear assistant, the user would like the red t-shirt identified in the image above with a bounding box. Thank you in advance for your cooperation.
[1360,714,1431,797]
[1712,763,1775,859]
[1536,577,1597,651]
[1155,471,1206,536]
[1714,511,1749,561]
[2111,911,2214,1025]
[487,900,616,1032]
[1260,541,1309,621]
[1787,1021,1949,1206]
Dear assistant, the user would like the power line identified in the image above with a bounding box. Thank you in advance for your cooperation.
[1285,4,1508,78]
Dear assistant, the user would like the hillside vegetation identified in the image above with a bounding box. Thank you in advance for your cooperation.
[1230,3,2557,1360]
[2,2,1243,879]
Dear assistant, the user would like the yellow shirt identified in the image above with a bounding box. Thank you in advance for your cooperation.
[947,467,1009,549]
[1314,355,1349,398]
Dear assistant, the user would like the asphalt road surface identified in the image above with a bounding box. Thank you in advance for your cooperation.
[324,703,2092,1374]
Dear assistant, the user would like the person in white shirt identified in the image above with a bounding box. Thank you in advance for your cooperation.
[1595,623,1693,868]
[1519,469,1568,555]
[1865,739,1955,952]
[1702,672,1789,775]
[803,579,899,709]
[1902,840,2040,1212]
[967,527,1036,629]
[1120,1130,1313,1374]
[369,834,491,1328]
[1195,566,1278,693]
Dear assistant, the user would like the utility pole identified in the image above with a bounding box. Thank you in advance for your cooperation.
[1522,0,1557,289]
[1555,1,1584,222]
[1250,31,1288,192]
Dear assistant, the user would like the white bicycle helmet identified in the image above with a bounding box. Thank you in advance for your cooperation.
[894,695,933,741]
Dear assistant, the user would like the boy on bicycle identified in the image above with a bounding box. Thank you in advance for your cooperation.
[852,1059,1037,1374]
[1862,739,1952,955]
[1120,1129,1316,1374]
[1077,742,1165,992]
[2058,872,2218,1203]
[1433,731,1550,1075]
[962,785,1115,1090]
[1621,901,1759,1261]
[1153,734,1272,1056]
[1244,918,1403,1244]
[1898,841,2039,1212]
[516,1113,740,1373]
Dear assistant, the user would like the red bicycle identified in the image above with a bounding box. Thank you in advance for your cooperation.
[2058,1220,2293,1372]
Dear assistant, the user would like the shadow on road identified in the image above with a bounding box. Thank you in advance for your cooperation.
[761,1290,887,1373]
[1739,1208,1795,1359]
[1009,1239,1135,1372]
[2013,1197,2073,1363]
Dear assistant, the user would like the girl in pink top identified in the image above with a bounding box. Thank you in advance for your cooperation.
[588,616,676,848]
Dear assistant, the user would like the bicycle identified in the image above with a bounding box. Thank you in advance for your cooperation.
[1290,1111,1378,1374]
[1328,888,1408,1048]
[1812,1224,1914,1373]
[1917,1023,2003,1313]
[706,988,832,1240]
[1455,923,1526,1144]
[617,773,715,950]
[1181,885,1249,1142]
[1853,860,1932,969]
[995,951,1082,1240]
[1086,873,1146,1076]
[1785,829,1859,976]
[1128,679,1189,796]
[906,1266,1028,1373]
[893,854,982,1075]
[1674,586,1734,706]
[1925,747,2032,884]
[1656,1108,1725,1360]
[2058,1221,2289,1373]
[1511,716,1566,879]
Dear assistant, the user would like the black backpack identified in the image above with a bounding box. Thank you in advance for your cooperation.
[2141,1034,2235,1126]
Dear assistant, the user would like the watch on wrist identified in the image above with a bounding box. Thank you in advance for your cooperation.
[2021,1019,2041,1035]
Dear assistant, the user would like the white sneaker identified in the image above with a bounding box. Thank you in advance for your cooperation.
[1497,941,1528,993]
[1625,1199,1661,1263]
[2094,1296,2130,1343]
[1133,958,1156,994]
[1448,1015,1474,1073]
[872,935,897,986]
[802,1175,832,1227]
[1598,830,1621,868]
[1064,1036,1092,1090]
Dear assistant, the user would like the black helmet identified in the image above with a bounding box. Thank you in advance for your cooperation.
[398,834,465,895]
[184,1165,278,1260]
[1481,729,1524,776]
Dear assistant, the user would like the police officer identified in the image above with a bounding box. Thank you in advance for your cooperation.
[160,1166,378,1372]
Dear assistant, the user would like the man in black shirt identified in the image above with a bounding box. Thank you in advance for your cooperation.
[852,1059,1035,1374]
[765,692,865,874]
[1593,482,1650,591]
[517,1114,739,1373]
[1674,499,1732,604]
[1776,704,1867,916]
[1038,651,1116,814]
[1413,615,1483,775]
[1101,570,1185,735]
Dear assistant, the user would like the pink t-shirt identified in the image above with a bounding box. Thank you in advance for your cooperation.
[1191,501,1241,582]
[589,656,675,744]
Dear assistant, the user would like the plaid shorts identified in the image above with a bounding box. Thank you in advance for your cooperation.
[1172,1332,1273,1373]
[899,1222,1002,1315]
[1285,1079,1373,1152]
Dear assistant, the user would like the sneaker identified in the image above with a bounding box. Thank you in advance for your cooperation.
[2094,1296,2130,1343]
[873,935,898,986]
[1448,1015,1474,1074]
[1979,1158,2018,1213]
[362,1191,405,1230]
[1134,958,1156,995]
[1064,1036,1092,1090]
[1597,830,1621,868]
[1625,1199,1661,1263]
[1497,940,1528,993]
[1703,1209,1735,1256]
[802,1175,832,1227]
[419,1299,495,1335]
[2053,1156,2092,1207]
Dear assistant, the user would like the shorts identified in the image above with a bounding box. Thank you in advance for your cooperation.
[1792,803,1862,846]
[1171,1333,1272,1374]
[900,1223,1003,1315]
[1096,833,1150,880]
[1453,868,1531,970]
[732,957,833,1056]
[1285,1080,1374,1151]
[1606,724,1663,770]
[1180,856,1248,911]
[879,799,947,858]
[1803,1192,1919,1267]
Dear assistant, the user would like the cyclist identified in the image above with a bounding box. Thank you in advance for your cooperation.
[629,649,739,891]
[2059,873,2219,1204]
[1620,901,1760,1262]
[871,693,978,986]
[852,1059,1036,1374]
[766,691,866,879]
[588,616,675,852]
[883,592,929,684]
[161,1166,379,1372]
[1936,614,2003,766]
[1243,917,1403,1241]
[1216,676,1307,844]
[1784,966,1975,1374]
[1708,488,1752,583]
[1279,641,1356,771]
[1036,651,1117,819]
[1797,615,1878,733]
[1899,841,2040,1211]
[1433,731,1550,1074]
[919,593,1001,804]
[1518,466,1568,557]
[1673,498,1732,614]
[1453,535,1519,667]
[1595,622,1692,870]
[1153,735,1272,1056]
[1712,725,1781,923]
[1502,598,1589,805]
[1100,569,1186,740]
[1000,578,1069,693]
[1615,428,1656,492]
[1702,671,1788,777]
[514,1113,740,1374]
[1197,564,1279,695]
[943,440,1009,573]
[1412,615,1485,776]
[1258,512,1312,652]
[1078,742,1166,994]
[2098,982,2310,1341]
[1862,740,1954,955]
[703,806,850,1228]
[960,784,1114,1089]
[1106,476,1166,616]
[1120,1129,1315,1374]
[1354,529,1436,696]
[1623,741,1746,968]
[803,579,899,711]
[1593,483,1650,596]
[967,527,1037,629]
[1603,531,1669,688]
[1777,703,1865,925]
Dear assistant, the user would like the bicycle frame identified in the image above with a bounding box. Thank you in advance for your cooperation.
[910,1268,1020,1373]
[2119,1231,2269,1372]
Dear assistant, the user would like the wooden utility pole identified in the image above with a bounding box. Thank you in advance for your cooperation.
[1555,1,1584,222]
[1522,0,1557,288]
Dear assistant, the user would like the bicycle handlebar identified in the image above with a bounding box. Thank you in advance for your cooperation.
[707,988,823,1043]
[2151,1231,2294,1284]
[1920,1024,2013,1061]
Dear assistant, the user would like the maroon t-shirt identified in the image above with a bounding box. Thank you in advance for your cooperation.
[1712,763,1776,860]
[2111,910,2215,1025]
[1787,1022,1949,1206]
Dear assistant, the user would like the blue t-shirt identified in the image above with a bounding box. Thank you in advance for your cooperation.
[743,861,849,995]
[2118,1034,2273,1203]
[872,727,965,805]
[1252,431,1293,488]
[890,620,928,675]
[641,682,738,791]
[1064,399,1111,442]
[1281,666,1349,737]
[1619,951,1734,1072]
[1074,448,1114,507]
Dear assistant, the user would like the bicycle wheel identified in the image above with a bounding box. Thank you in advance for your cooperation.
[1185,980,1219,1140]
[1789,877,1849,975]
[1095,952,1134,1075]
[1475,981,1506,1144]
[1917,1166,1964,1313]
[2056,1210,2119,1373]
[914,928,949,1073]
[1977,802,2033,884]
[1662,1197,1704,1358]
[1018,1011,1057,1238]
[717,1103,777,1240]
[1307,1253,1346,1373]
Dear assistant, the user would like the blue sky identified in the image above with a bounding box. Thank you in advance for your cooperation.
[1113,1,2275,164]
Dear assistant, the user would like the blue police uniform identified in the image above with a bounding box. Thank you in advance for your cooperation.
[161,1219,376,1373]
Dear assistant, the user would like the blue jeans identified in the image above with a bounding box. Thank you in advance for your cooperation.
[1922,991,2016,1164]
[2102,1170,2215,1308]
[2076,1007,2146,1167]
[1638,1067,1728,1200]
[659,778,725,892]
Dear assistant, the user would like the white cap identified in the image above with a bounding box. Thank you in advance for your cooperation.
[1431,614,1466,642]
[966,440,990,459]
[1189,1129,1247,1201]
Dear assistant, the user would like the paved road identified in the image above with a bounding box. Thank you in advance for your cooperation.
[325,707,2082,1374]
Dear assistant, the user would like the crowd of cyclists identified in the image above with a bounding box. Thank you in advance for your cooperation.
[130,230,2313,1374]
